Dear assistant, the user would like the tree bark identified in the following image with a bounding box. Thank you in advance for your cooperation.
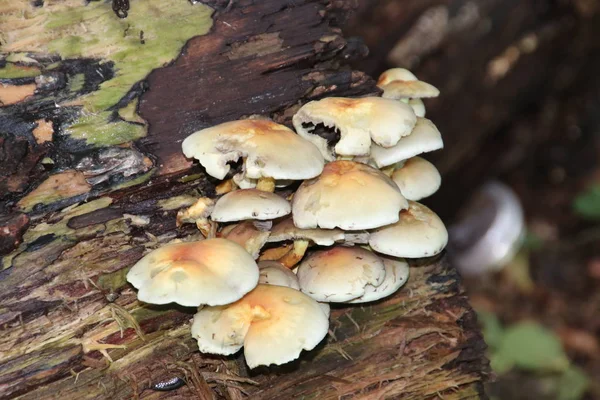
[0,0,489,399]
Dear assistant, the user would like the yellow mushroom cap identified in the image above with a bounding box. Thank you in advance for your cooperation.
[222,221,270,259]
[181,119,324,181]
[191,284,329,368]
[127,238,258,307]
[296,246,386,302]
[292,97,416,161]
[371,117,443,168]
[369,201,448,258]
[212,189,291,222]
[346,257,409,303]
[292,160,408,230]
[391,156,441,201]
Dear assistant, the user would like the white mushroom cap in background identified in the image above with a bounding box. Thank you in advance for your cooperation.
[292,97,417,161]
[211,189,291,222]
[222,221,270,259]
[369,201,448,258]
[126,238,259,307]
[258,260,300,289]
[296,246,386,302]
[371,117,443,168]
[377,68,440,99]
[292,160,408,230]
[346,257,409,303]
[267,216,345,246]
[191,284,329,369]
[181,119,324,182]
[391,156,441,201]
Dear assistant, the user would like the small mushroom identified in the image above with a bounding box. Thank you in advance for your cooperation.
[222,221,270,259]
[346,257,409,303]
[292,97,417,161]
[191,284,329,368]
[296,246,386,302]
[268,216,345,246]
[126,238,259,307]
[370,117,443,168]
[377,68,440,99]
[391,156,441,201]
[369,201,448,258]
[182,119,324,192]
[292,160,408,230]
[258,260,300,289]
[211,189,291,222]
[176,197,216,238]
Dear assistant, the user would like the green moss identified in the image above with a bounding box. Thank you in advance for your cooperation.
[0,62,41,78]
[65,112,146,146]
[68,73,85,93]
[97,268,130,292]
[7,0,214,146]
[111,169,155,191]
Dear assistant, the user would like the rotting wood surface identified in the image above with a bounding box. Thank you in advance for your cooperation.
[0,0,489,398]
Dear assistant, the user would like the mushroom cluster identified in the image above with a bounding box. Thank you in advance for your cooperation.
[126,69,447,369]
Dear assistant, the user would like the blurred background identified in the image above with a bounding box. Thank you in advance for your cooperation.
[344,0,600,399]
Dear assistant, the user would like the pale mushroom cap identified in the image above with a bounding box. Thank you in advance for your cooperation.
[292,97,417,161]
[292,161,408,230]
[181,119,324,180]
[296,246,387,302]
[212,189,291,222]
[377,68,418,85]
[347,257,410,303]
[407,98,426,117]
[191,284,329,368]
[267,216,345,246]
[258,261,300,290]
[371,117,444,168]
[377,68,440,99]
[127,238,259,307]
[380,80,440,99]
[369,201,448,258]
[223,221,270,259]
[391,157,441,201]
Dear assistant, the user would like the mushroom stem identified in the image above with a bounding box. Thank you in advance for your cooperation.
[278,239,309,268]
[256,177,275,192]
[216,179,237,195]
[259,244,293,261]
[381,165,395,177]
[197,219,217,239]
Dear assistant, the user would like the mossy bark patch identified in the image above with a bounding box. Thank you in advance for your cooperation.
[1,0,214,146]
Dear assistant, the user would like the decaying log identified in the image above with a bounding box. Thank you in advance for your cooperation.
[0,0,489,398]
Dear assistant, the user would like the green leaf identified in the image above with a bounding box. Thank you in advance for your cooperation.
[491,322,570,374]
[573,185,600,220]
[477,310,504,350]
[558,366,589,400]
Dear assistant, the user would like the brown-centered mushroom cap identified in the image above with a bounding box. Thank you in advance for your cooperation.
[191,284,329,368]
[258,260,300,289]
[292,97,417,161]
[222,221,270,259]
[181,119,324,184]
[126,238,259,307]
[292,160,408,230]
